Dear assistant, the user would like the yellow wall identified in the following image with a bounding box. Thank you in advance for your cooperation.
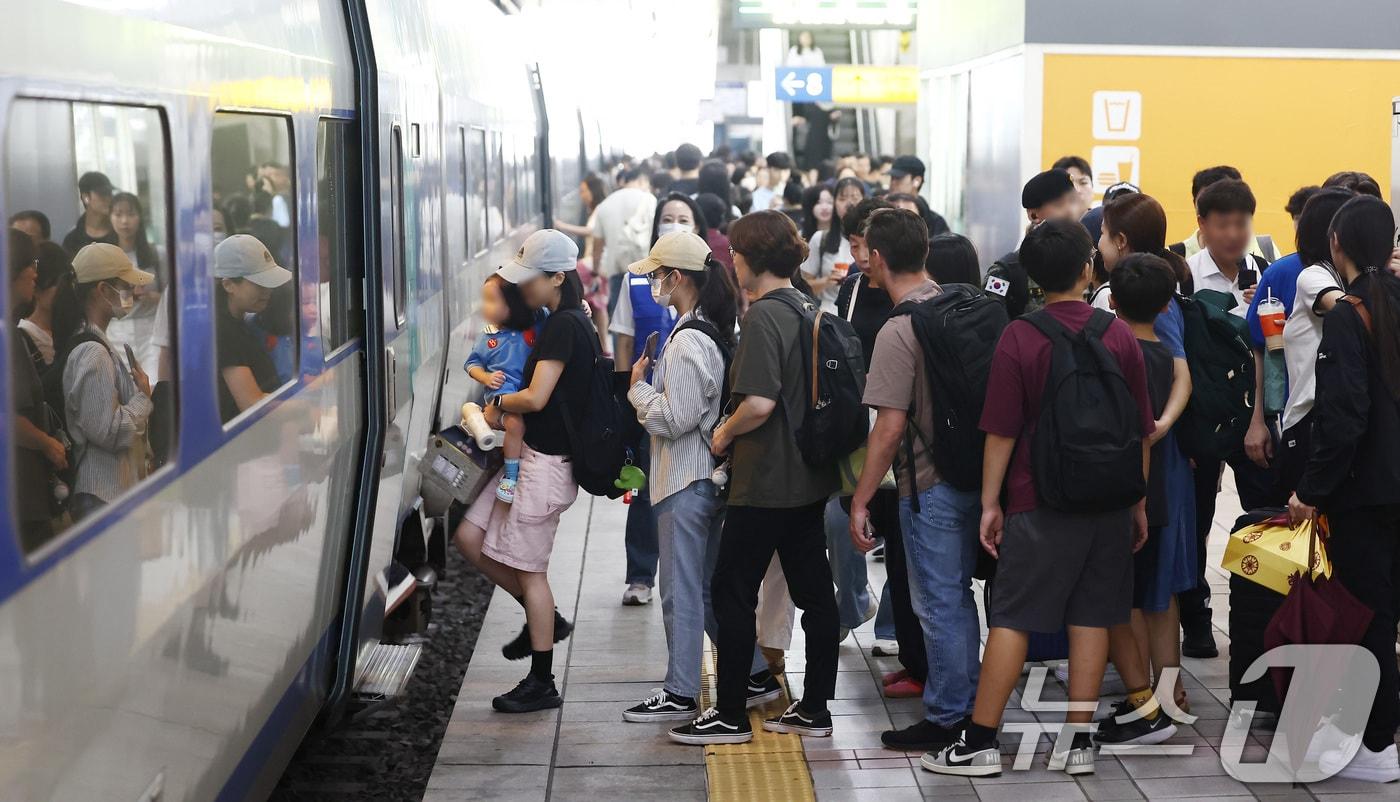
[1041,53,1400,248]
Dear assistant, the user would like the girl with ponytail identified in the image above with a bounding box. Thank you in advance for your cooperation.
[1292,194,1400,783]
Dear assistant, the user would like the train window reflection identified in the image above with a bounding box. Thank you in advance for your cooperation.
[5,98,177,554]
[316,119,363,354]
[211,112,298,425]
[464,127,487,253]
[503,134,516,232]
[489,130,504,241]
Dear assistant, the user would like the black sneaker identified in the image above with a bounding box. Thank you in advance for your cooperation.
[746,671,783,707]
[501,610,574,661]
[1181,626,1218,659]
[762,701,833,737]
[623,690,698,722]
[921,735,1002,776]
[1095,703,1178,747]
[669,708,753,745]
[491,674,562,713]
[881,718,966,751]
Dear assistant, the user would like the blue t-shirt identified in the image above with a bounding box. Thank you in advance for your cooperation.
[1244,253,1304,348]
[1154,297,1186,359]
[465,325,536,398]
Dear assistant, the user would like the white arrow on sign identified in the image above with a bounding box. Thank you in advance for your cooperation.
[781,71,805,97]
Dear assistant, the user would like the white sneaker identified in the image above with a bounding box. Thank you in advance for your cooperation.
[861,584,878,624]
[871,639,900,657]
[621,583,652,606]
[1320,742,1400,783]
[1053,663,1070,685]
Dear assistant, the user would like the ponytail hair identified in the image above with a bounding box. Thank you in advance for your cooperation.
[691,254,739,348]
[1330,194,1400,399]
[50,268,90,361]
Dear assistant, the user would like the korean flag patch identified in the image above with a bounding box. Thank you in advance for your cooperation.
[984,275,1010,297]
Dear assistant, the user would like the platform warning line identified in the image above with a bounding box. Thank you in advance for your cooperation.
[699,641,817,802]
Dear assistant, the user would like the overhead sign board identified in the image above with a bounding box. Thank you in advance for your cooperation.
[736,0,916,29]
[831,65,917,105]
[774,66,832,103]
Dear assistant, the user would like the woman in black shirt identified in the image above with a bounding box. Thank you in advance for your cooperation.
[454,229,592,715]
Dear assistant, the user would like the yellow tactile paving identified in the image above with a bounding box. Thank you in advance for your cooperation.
[699,641,817,802]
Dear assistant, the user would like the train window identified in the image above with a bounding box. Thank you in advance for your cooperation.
[465,127,487,252]
[210,112,298,425]
[316,119,363,354]
[5,98,177,554]
[489,130,504,241]
[502,135,516,232]
[390,126,407,325]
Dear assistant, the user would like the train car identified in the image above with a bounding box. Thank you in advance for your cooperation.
[0,1,616,799]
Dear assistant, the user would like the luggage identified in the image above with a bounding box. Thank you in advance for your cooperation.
[1228,507,1287,714]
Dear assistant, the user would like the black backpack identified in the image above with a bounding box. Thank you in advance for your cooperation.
[558,310,633,499]
[889,283,1008,494]
[1176,290,1256,462]
[1024,309,1146,513]
[41,330,106,495]
[760,291,868,466]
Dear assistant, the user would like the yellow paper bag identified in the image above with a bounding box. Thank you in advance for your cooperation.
[1222,515,1331,595]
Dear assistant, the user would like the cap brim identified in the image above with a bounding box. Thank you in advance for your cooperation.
[119,264,156,287]
[627,255,663,276]
[244,264,294,289]
[495,261,543,285]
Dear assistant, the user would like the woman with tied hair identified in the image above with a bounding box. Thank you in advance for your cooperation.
[800,176,866,312]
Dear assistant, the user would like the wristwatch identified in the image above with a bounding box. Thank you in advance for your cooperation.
[491,395,505,410]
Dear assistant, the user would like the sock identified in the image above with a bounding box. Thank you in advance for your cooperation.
[504,458,521,481]
[1126,685,1160,720]
[531,649,553,682]
[965,721,998,748]
[1070,731,1093,751]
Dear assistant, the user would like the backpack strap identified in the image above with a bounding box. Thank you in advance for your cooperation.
[1250,253,1270,272]
[1341,294,1373,334]
[755,290,821,408]
[1082,308,1116,341]
[672,317,732,428]
[1021,308,1071,344]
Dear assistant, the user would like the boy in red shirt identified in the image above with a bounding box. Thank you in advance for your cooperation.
[925,219,1155,778]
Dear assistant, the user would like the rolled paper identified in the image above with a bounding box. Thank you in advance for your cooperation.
[461,402,502,450]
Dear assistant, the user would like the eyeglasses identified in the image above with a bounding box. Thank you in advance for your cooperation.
[1088,248,1099,263]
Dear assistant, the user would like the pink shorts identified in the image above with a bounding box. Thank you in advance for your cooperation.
[466,445,579,573]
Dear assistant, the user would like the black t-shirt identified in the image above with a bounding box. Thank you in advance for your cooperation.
[670,178,699,196]
[835,272,892,369]
[216,307,281,423]
[1140,338,1174,527]
[521,309,596,456]
[61,216,118,256]
[12,333,50,527]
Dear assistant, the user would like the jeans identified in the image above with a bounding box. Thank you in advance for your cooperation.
[874,585,896,641]
[655,479,766,699]
[850,489,926,678]
[625,439,659,587]
[713,500,838,718]
[899,482,982,727]
[824,497,872,629]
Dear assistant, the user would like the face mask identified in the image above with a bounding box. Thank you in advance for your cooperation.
[657,222,691,239]
[104,284,134,319]
[650,271,677,308]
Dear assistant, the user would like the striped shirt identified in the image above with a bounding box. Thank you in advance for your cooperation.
[63,324,153,502]
[626,311,726,504]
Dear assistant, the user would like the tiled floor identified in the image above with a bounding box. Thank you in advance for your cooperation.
[424,474,1400,801]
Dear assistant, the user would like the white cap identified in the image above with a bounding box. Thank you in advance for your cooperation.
[214,234,293,288]
[495,229,578,284]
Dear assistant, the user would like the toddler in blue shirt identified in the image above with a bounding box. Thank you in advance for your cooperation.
[465,275,539,503]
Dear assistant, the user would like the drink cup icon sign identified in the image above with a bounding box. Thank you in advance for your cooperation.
[1104,98,1132,133]
[1092,91,1142,141]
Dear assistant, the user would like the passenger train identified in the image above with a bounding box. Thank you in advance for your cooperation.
[0,1,619,799]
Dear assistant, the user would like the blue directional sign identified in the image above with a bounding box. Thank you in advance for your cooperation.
[774,66,833,103]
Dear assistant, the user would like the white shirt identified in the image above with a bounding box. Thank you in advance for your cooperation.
[786,46,826,67]
[609,275,640,337]
[1281,263,1345,431]
[591,187,656,277]
[751,186,777,213]
[800,230,851,313]
[1187,248,1251,317]
[17,318,54,365]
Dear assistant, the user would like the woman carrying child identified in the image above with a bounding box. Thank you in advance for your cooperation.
[464,273,540,503]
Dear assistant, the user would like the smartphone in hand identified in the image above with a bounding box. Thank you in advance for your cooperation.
[1237,258,1258,291]
[122,343,139,372]
[642,330,659,361]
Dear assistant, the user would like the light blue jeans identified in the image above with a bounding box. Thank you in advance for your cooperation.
[655,479,767,699]
[824,496,873,630]
[873,584,896,641]
[899,482,982,727]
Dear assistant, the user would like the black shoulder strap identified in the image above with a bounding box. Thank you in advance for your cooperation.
[1022,308,1069,344]
[1083,308,1115,341]
[1251,253,1270,271]
[756,289,812,321]
[1168,241,1187,258]
[17,327,44,373]
[673,318,731,361]
[562,307,602,358]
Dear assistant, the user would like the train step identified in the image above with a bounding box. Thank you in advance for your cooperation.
[353,642,422,702]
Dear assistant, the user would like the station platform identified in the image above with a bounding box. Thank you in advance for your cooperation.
[424,480,1400,802]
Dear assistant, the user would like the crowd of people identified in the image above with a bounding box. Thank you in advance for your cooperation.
[455,141,1400,785]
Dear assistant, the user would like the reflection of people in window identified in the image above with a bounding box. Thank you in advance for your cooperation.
[214,234,293,423]
[55,243,155,522]
[246,189,288,265]
[261,162,293,228]
[109,192,163,376]
[61,171,119,255]
[10,233,65,550]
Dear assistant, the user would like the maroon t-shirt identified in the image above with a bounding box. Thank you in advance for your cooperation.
[979,301,1156,515]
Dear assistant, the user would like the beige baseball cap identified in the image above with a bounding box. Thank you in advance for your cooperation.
[72,243,154,286]
[628,231,712,275]
[215,234,293,288]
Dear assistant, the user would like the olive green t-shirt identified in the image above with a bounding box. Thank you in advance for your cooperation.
[726,288,839,508]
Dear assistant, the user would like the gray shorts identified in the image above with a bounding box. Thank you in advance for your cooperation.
[988,505,1134,633]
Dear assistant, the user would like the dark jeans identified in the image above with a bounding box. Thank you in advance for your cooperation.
[713,500,838,718]
[1326,506,1400,751]
[70,492,106,523]
[843,491,926,678]
[625,439,659,587]
[1180,452,1286,631]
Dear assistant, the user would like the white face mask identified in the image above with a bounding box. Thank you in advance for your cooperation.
[657,221,692,239]
[104,284,134,319]
[649,271,678,308]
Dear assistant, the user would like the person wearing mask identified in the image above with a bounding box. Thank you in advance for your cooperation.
[10,210,51,245]
[53,243,155,521]
[62,171,118,255]
[1170,165,1278,262]
[985,169,1080,319]
[670,144,703,196]
[108,192,163,376]
[886,193,951,240]
[213,235,293,423]
[454,230,590,714]
[10,233,66,551]
[18,242,72,369]
[926,233,982,286]
[610,193,705,606]
[670,211,840,746]
[800,185,834,242]
[887,156,926,196]
[620,231,782,724]
[1291,194,1400,783]
[800,176,866,312]
[1052,155,1095,219]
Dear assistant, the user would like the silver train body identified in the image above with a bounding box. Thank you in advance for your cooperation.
[0,2,612,799]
